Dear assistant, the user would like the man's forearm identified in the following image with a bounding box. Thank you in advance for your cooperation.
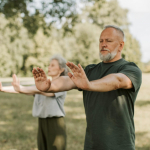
[87,74,123,92]
[47,76,77,92]
[86,73,132,92]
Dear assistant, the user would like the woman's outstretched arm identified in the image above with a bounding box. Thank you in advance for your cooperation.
[0,82,18,93]
[12,74,55,96]
[0,75,54,96]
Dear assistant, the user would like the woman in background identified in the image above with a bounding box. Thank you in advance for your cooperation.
[0,55,68,150]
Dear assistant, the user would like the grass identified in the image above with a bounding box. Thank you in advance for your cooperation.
[0,73,150,150]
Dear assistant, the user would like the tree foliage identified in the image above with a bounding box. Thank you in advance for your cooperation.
[87,0,129,28]
[0,0,144,77]
[0,0,90,35]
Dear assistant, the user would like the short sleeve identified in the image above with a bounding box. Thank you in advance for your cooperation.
[118,63,142,92]
[54,91,66,98]
[84,65,90,75]
[84,64,96,75]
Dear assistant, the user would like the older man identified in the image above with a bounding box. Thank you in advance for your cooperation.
[32,25,142,150]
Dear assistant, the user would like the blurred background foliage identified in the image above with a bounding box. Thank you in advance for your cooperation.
[0,0,149,77]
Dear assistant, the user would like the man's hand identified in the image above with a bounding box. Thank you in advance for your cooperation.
[66,62,90,90]
[11,74,21,92]
[32,67,51,92]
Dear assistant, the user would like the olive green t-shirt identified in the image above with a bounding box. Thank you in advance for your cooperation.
[83,58,142,150]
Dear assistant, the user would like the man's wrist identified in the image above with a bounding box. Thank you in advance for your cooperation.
[46,84,52,93]
[83,81,91,91]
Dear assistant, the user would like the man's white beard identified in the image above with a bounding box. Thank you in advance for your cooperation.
[99,48,118,62]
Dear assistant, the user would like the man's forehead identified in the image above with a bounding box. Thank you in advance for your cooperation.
[100,28,119,39]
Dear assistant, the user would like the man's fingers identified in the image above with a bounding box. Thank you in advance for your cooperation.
[32,68,42,78]
[36,67,47,78]
[67,62,80,73]
[32,68,37,74]
[66,62,72,69]
[37,67,44,73]
[66,62,76,70]
[32,70,38,79]
[78,64,85,75]
[41,72,47,78]
[32,68,39,75]
[68,72,73,78]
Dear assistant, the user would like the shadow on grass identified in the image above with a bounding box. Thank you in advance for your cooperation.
[136,131,147,137]
[136,146,150,150]
[0,92,38,150]
[135,100,150,107]
[135,131,150,150]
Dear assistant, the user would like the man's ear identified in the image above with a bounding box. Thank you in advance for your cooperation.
[119,41,124,52]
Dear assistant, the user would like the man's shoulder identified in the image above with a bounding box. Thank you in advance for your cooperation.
[84,62,101,71]
[84,62,101,73]
[118,59,141,71]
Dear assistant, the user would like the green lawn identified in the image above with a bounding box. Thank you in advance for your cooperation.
[0,73,150,150]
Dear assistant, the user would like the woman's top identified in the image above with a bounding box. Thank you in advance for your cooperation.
[32,91,67,118]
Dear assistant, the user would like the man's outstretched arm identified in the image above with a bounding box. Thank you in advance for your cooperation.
[32,67,77,92]
[66,62,133,92]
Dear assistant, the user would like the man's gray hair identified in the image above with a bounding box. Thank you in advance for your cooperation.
[104,25,125,41]
[50,55,69,76]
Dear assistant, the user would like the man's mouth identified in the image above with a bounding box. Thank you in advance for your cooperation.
[101,50,109,53]
[100,48,110,53]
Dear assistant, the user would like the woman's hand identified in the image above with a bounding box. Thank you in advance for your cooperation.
[0,82,3,91]
[11,74,21,92]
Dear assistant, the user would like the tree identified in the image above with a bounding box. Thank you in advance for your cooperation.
[81,0,142,67]
[0,49,13,77]
[82,0,129,28]
[0,0,93,35]
[59,23,101,67]
[143,61,150,73]
[0,0,144,77]
[123,30,142,68]
[24,28,63,76]
[0,14,34,76]
[0,13,65,77]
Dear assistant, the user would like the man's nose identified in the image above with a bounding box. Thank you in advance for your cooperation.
[101,41,107,47]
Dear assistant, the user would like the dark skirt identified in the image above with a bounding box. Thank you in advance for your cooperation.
[37,117,67,150]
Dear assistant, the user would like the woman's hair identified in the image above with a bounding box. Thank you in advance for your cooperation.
[50,55,69,76]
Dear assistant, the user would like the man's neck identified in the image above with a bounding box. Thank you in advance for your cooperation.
[103,56,122,63]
